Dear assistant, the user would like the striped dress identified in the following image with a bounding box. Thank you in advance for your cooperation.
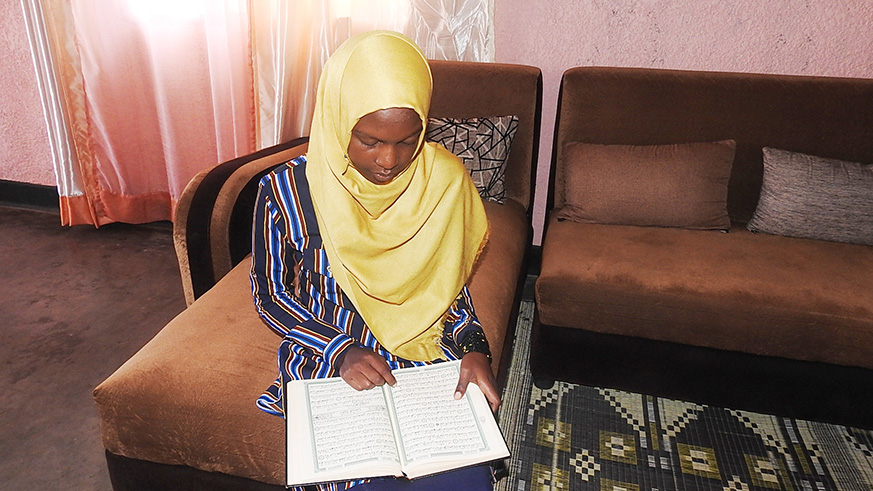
[250,156,488,491]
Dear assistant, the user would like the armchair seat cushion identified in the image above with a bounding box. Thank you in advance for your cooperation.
[93,199,529,486]
[94,262,286,484]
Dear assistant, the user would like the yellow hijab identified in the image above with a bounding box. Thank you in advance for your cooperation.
[305,31,488,361]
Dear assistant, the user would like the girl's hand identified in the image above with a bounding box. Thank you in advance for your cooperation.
[338,346,397,390]
[455,352,501,412]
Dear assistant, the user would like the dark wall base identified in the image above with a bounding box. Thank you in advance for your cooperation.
[0,180,59,212]
[529,315,873,429]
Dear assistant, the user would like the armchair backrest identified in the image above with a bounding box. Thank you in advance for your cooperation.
[430,60,542,212]
[174,61,542,305]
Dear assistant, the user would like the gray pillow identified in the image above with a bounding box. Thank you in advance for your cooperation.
[747,148,873,246]
[426,115,518,204]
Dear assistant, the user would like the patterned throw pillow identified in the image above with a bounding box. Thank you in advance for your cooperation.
[747,148,873,246]
[426,115,519,204]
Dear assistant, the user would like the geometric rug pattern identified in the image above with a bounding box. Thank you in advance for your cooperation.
[497,301,873,491]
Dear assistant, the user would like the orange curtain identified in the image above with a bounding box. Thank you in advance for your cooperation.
[43,0,257,226]
[32,0,491,226]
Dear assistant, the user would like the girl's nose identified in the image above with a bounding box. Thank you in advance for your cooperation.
[376,145,398,169]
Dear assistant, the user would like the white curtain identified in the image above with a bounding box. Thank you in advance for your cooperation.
[22,0,493,226]
[252,0,493,148]
[23,0,256,225]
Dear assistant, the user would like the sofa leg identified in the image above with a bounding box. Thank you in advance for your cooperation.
[533,377,555,389]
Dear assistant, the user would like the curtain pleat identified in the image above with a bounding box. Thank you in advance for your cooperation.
[20,0,86,226]
[409,0,493,62]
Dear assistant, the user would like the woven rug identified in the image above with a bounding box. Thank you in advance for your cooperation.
[497,301,873,491]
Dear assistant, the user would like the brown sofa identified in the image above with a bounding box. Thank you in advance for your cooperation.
[532,67,873,428]
[93,60,541,490]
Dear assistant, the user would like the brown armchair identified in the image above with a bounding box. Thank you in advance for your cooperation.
[93,60,542,490]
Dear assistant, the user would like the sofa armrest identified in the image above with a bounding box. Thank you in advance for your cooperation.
[173,138,309,305]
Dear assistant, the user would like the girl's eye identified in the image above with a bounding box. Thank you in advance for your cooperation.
[400,136,419,146]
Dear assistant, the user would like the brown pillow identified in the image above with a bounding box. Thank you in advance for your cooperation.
[555,140,736,230]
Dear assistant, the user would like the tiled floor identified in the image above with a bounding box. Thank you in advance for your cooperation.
[0,204,542,490]
[0,206,187,490]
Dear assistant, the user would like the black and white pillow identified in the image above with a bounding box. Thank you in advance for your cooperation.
[747,147,873,246]
[426,115,519,204]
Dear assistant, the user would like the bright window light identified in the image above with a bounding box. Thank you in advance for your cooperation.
[126,0,208,22]
[330,0,351,18]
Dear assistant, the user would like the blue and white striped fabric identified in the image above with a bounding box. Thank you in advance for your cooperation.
[251,157,485,490]
[250,156,487,488]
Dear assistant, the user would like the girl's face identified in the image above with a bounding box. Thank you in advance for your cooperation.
[347,108,422,185]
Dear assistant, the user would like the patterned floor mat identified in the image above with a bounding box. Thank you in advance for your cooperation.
[497,302,873,491]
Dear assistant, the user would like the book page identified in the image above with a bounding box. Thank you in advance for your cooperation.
[387,362,496,465]
[286,376,403,486]
[304,379,400,471]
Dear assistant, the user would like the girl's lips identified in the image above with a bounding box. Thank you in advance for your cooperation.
[373,172,393,183]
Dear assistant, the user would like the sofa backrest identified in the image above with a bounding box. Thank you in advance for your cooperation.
[549,67,873,224]
[175,60,542,304]
[430,60,542,212]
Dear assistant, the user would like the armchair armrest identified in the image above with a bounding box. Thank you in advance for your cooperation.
[173,137,309,305]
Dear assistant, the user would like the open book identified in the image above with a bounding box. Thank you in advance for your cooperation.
[285,360,509,487]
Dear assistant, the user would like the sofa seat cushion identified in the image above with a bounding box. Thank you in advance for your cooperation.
[536,218,873,369]
[93,198,527,485]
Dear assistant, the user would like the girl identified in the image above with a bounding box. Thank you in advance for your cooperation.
[251,30,498,491]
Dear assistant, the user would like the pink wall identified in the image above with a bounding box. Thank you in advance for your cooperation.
[494,0,873,243]
[0,1,54,186]
[3,1,873,223]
